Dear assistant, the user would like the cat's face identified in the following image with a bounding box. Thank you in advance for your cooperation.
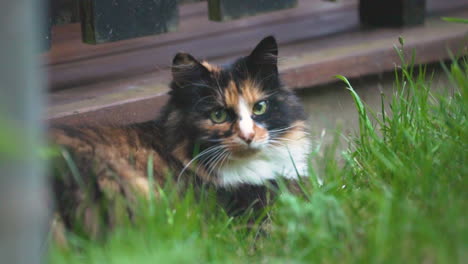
[169,36,309,187]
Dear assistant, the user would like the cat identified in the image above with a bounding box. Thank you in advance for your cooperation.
[50,36,310,238]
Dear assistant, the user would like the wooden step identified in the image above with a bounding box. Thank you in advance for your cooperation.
[46,0,468,125]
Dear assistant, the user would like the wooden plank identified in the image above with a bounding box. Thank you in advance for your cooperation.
[47,0,354,66]
[46,0,464,66]
[280,32,466,88]
[48,0,358,91]
[80,0,179,44]
[360,0,426,27]
[208,0,298,21]
[179,0,205,3]
[47,9,468,125]
[45,0,468,91]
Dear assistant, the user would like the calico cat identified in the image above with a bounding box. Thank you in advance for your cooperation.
[51,36,309,237]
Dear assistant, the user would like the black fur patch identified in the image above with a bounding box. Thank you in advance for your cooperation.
[164,36,307,178]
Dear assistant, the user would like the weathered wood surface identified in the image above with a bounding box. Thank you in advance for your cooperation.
[179,0,205,2]
[360,0,426,27]
[45,0,468,91]
[47,7,468,126]
[45,0,468,125]
[208,0,298,21]
[80,0,179,44]
[46,0,358,90]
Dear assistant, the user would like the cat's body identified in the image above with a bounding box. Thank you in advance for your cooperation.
[51,36,309,236]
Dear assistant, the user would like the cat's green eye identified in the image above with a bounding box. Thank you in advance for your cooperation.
[253,100,268,115]
[210,109,228,123]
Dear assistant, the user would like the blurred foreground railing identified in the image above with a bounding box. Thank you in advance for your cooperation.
[0,1,49,264]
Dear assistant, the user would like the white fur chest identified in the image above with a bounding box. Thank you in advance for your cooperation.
[217,138,310,187]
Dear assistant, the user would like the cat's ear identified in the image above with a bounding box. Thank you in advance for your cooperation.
[171,52,210,88]
[246,36,278,75]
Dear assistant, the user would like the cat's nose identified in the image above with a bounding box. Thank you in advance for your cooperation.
[239,132,254,145]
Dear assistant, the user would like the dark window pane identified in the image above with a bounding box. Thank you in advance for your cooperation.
[208,0,298,21]
[80,0,179,44]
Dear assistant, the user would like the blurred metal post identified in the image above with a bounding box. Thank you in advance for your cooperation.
[0,0,49,264]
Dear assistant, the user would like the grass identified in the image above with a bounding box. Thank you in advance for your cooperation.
[441,17,468,24]
[49,47,467,263]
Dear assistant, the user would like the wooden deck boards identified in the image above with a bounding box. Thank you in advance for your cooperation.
[46,0,468,125]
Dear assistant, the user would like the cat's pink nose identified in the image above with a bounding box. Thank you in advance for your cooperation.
[239,132,254,144]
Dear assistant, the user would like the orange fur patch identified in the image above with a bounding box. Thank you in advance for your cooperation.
[198,119,231,132]
[239,78,265,105]
[224,79,265,111]
[172,139,190,164]
[277,121,308,143]
[201,61,221,73]
[253,124,269,141]
[224,80,239,108]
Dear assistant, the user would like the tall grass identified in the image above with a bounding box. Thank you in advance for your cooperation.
[49,49,467,263]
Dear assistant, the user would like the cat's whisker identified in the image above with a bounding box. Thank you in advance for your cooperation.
[256,136,269,142]
[269,131,310,140]
[266,139,291,149]
[213,151,231,174]
[251,70,277,90]
[272,131,310,139]
[205,153,225,178]
[202,138,226,143]
[215,152,231,177]
[267,139,288,145]
[193,95,215,109]
[193,147,226,177]
[177,145,226,181]
[268,124,303,133]
[269,137,303,144]
[177,79,211,90]
[263,90,279,98]
[186,81,211,89]
[206,150,230,178]
[212,74,225,104]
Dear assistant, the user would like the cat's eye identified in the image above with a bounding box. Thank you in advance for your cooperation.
[210,109,228,123]
[253,100,268,116]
